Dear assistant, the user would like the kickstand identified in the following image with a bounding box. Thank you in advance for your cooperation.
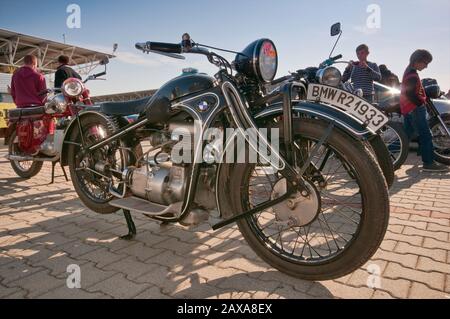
[50,161,69,184]
[60,162,69,181]
[51,161,57,184]
[120,209,136,240]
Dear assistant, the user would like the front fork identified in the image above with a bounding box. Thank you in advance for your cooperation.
[427,100,450,137]
[213,81,334,230]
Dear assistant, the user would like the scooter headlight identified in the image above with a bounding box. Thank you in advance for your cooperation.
[316,66,342,87]
[62,78,84,97]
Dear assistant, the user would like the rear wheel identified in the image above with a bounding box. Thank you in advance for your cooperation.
[8,131,43,178]
[230,119,390,281]
[429,114,450,165]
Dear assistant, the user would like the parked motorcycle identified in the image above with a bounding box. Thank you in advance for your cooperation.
[66,32,390,280]
[4,58,109,182]
[374,79,450,167]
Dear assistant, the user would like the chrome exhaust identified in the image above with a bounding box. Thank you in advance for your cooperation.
[5,154,58,162]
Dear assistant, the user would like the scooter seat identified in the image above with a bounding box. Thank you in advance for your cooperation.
[8,106,46,121]
[97,96,152,116]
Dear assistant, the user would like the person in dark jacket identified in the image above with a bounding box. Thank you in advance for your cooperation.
[400,49,448,172]
[379,64,400,88]
[54,55,82,88]
[342,44,381,103]
[10,55,47,108]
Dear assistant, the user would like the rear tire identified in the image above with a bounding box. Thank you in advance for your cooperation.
[366,135,395,188]
[8,131,43,178]
[67,114,128,214]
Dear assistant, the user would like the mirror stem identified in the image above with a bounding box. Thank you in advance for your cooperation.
[328,31,342,58]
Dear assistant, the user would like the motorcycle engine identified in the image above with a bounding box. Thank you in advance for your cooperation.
[124,116,217,210]
[126,160,187,205]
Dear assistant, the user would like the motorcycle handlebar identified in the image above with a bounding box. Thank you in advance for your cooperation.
[271,75,292,85]
[136,41,182,54]
[330,54,343,61]
[93,71,106,78]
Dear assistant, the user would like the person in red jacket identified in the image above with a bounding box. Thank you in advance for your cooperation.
[400,50,448,172]
[10,55,47,108]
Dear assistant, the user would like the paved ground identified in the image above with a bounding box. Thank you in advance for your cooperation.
[0,139,449,299]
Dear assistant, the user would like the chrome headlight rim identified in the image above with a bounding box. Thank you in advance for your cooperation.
[316,66,342,87]
[233,38,278,84]
[62,78,84,97]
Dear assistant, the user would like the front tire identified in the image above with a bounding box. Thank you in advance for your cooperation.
[379,120,409,171]
[230,119,390,281]
[429,114,450,165]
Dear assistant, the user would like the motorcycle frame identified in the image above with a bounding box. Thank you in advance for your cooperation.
[69,75,340,227]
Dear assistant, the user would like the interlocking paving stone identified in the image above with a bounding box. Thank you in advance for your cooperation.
[1,148,449,299]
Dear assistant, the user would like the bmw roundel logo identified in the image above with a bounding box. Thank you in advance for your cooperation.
[197,100,209,112]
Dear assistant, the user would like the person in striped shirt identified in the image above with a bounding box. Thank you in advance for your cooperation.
[342,44,381,103]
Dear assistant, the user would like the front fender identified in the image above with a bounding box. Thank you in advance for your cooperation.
[254,100,376,140]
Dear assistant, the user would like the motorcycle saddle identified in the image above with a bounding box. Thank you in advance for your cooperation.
[96,96,152,116]
[8,106,46,121]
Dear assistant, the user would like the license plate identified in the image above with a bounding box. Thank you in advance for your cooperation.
[306,84,388,131]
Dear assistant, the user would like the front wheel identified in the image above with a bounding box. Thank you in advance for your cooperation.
[230,119,390,281]
[429,114,450,165]
[8,131,43,178]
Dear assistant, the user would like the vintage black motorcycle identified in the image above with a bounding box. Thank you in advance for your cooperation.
[65,33,390,280]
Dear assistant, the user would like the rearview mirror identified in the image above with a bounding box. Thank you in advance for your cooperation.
[331,23,341,36]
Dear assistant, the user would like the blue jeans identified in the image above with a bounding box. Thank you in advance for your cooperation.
[403,105,434,165]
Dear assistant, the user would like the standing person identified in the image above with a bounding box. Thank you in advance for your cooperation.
[54,55,82,88]
[10,55,47,108]
[400,49,448,172]
[342,44,382,103]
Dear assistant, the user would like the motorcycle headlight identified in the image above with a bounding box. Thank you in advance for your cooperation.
[316,66,342,87]
[233,39,278,83]
[44,94,67,114]
[62,78,84,97]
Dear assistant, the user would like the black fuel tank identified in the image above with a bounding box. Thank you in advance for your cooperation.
[155,73,215,102]
[145,73,215,124]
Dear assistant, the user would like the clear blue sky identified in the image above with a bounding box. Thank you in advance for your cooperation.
[1,0,449,96]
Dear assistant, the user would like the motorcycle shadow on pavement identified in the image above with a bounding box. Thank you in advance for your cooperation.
[0,151,331,298]
[0,202,335,298]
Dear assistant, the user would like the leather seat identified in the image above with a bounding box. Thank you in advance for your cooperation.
[8,106,46,120]
[97,96,152,116]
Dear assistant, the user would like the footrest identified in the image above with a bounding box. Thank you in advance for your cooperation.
[110,196,182,216]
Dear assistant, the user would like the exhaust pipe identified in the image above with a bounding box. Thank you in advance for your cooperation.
[5,154,57,162]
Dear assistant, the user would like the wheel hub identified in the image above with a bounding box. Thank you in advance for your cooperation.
[271,179,321,227]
